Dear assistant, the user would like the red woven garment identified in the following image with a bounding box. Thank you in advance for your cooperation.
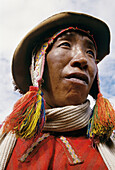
[7,133,107,170]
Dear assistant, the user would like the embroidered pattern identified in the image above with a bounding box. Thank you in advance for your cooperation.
[20,133,50,162]
[60,136,81,164]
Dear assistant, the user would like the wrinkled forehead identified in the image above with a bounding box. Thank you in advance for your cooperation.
[45,28,97,54]
[34,27,97,55]
[54,30,96,49]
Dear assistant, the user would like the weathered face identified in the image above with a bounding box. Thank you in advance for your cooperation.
[42,31,97,108]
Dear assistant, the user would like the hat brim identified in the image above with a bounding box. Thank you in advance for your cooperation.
[12,11,110,96]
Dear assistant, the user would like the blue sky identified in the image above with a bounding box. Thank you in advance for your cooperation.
[0,0,115,122]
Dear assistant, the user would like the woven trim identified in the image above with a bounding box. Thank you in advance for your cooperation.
[20,134,82,165]
[20,133,50,162]
[60,136,82,164]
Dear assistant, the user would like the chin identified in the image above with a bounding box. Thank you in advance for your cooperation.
[63,94,87,106]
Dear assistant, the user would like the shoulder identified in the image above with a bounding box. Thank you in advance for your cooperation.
[0,127,17,170]
[98,130,115,170]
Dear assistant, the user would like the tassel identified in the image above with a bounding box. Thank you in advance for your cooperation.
[87,93,115,143]
[3,86,46,139]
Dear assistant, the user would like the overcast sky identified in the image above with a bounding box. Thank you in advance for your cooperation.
[0,0,115,123]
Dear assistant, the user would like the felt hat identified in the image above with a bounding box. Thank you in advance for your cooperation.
[12,11,110,98]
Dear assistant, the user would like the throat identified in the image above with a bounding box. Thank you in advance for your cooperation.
[45,102,53,109]
[44,127,88,137]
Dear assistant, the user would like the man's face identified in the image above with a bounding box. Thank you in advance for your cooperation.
[42,31,97,108]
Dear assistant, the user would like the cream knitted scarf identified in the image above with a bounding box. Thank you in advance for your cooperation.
[44,100,91,132]
[0,101,90,170]
[0,101,115,170]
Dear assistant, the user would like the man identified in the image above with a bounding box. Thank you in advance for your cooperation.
[0,12,115,169]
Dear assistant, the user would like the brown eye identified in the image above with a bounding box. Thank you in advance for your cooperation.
[87,50,95,58]
[58,42,70,47]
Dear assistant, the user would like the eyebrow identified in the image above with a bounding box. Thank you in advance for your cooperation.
[56,34,73,41]
[56,33,96,50]
[84,38,96,50]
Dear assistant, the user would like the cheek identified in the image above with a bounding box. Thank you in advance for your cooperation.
[46,50,70,80]
[88,61,97,84]
[44,52,64,89]
[47,49,70,67]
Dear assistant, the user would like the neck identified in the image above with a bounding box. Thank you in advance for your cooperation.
[43,127,87,137]
[45,102,53,109]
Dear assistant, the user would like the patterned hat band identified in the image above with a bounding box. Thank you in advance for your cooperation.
[30,27,97,87]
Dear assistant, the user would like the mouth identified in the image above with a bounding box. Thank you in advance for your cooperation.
[65,73,89,85]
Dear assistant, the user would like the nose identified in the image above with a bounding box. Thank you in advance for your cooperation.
[70,50,88,70]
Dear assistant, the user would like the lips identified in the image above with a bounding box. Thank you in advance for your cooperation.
[65,72,89,85]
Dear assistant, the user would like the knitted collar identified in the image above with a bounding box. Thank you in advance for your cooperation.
[44,100,91,132]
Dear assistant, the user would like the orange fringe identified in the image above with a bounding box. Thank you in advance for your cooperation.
[3,86,46,139]
[88,93,115,142]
